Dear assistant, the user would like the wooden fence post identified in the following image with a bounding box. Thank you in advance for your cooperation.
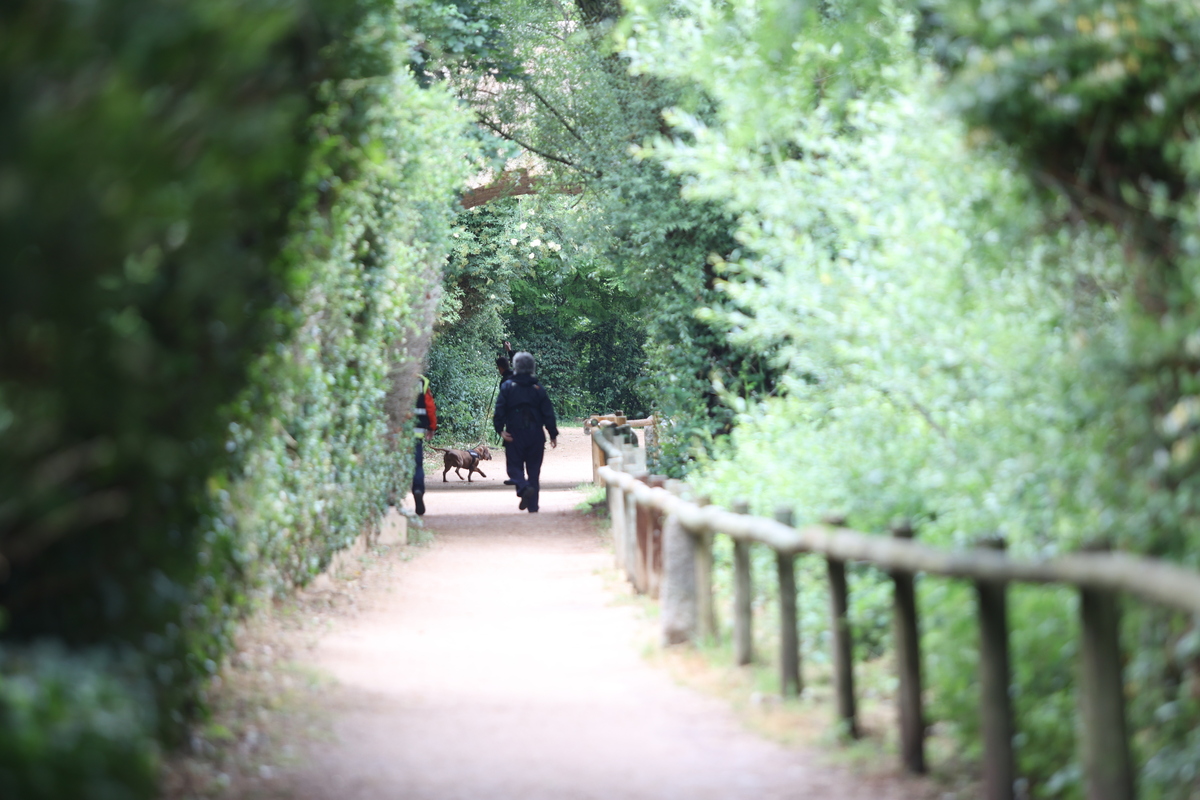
[623,471,642,588]
[732,500,754,666]
[823,515,858,739]
[591,427,605,486]
[775,506,802,697]
[633,474,651,594]
[1078,543,1133,800]
[605,445,626,574]
[694,497,717,643]
[891,520,926,774]
[647,475,668,599]
[976,537,1014,800]
[660,502,698,644]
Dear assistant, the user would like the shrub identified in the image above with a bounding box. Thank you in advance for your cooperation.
[1,0,338,735]
[0,0,472,765]
[0,646,159,800]
[618,1,1200,793]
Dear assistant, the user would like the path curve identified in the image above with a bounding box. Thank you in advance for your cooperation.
[269,427,920,800]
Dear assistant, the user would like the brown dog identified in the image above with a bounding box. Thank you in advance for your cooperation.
[434,443,492,482]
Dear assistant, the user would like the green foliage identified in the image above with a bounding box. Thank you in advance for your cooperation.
[436,0,778,475]
[924,3,1200,793]
[1,0,324,653]
[406,0,520,82]
[921,1,1200,558]
[428,327,507,442]
[11,0,1200,795]
[620,0,1200,795]
[0,0,472,783]
[505,233,650,420]
[216,56,472,594]
[428,195,651,438]
[0,646,159,800]
[2,0,338,742]
[427,200,524,441]
[924,0,1200,251]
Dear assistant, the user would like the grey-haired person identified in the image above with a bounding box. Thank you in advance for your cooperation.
[493,351,558,512]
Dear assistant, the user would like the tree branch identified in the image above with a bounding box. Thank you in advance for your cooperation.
[520,79,585,142]
[460,169,583,209]
[873,384,955,446]
[476,115,598,176]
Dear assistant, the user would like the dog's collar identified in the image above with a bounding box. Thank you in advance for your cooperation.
[468,449,479,459]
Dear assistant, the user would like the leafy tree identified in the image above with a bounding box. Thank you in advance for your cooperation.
[425,199,527,442]
[424,0,781,473]
[505,243,650,419]
[427,193,650,438]
[621,0,1200,794]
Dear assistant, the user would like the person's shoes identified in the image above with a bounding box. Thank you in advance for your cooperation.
[414,492,425,516]
[527,508,538,513]
[503,479,516,486]
[517,486,531,510]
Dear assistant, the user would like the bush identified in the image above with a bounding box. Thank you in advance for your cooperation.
[619,1,1200,794]
[0,0,472,760]
[1,0,337,735]
[215,46,472,595]
[0,646,159,800]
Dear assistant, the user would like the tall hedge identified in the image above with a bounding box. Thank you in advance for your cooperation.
[0,0,472,789]
[1,0,327,653]
[220,68,471,596]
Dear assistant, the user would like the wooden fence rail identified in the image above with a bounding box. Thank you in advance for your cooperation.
[587,420,1200,800]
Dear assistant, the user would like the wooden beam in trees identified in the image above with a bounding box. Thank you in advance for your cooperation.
[460,170,582,210]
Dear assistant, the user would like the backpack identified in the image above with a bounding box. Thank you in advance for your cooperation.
[502,381,543,431]
[415,375,437,433]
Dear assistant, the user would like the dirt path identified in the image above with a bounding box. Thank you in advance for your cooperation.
[265,427,923,800]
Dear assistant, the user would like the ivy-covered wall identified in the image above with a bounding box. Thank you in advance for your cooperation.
[0,0,471,794]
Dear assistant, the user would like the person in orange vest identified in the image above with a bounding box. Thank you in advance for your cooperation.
[412,374,437,516]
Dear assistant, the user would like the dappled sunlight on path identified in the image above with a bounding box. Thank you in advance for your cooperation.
[267,428,923,800]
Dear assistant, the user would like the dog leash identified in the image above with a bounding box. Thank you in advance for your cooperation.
[483,383,498,445]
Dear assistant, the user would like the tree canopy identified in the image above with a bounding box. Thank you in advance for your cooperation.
[5,0,1200,796]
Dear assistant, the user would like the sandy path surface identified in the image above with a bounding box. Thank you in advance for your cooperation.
[269,427,917,800]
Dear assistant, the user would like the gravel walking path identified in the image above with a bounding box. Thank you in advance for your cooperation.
[266,427,925,800]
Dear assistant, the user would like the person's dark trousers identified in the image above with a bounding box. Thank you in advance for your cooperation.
[412,438,426,515]
[505,430,545,512]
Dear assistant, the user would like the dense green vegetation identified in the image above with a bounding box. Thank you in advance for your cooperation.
[422,0,780,469]
[616,0,1200,795]
[5,0,1200,796]
[1,0,471,792]
[426,196,652,441]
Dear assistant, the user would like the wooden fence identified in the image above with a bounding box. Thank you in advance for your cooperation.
[587,420,1200,800]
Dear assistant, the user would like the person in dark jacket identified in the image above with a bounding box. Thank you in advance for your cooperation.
[493,351,557,513]
[495,355,513,387]
[495,340,514,388]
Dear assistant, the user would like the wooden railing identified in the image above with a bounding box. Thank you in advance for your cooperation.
[586,420,1200,800]
[583,411,655,485]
